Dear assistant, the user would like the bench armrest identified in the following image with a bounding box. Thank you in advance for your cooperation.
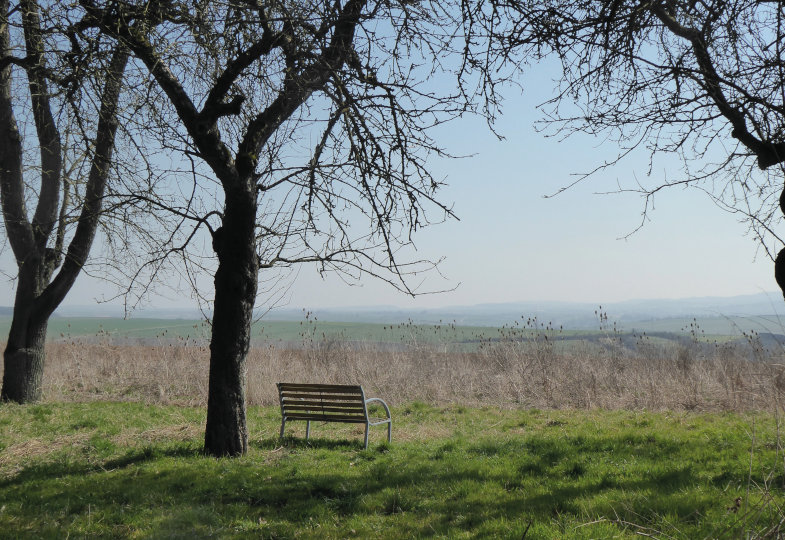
[365,397,391,422]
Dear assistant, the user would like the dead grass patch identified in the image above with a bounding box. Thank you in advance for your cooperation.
[0,335,782,413]
[0,432,91,475]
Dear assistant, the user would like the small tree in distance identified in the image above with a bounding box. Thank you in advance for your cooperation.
[81,0,522,457]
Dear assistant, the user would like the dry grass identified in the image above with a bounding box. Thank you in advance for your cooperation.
[3,332,784,412]
[0,432,92,475]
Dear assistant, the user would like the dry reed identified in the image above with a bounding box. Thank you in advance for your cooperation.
[2,331,783,412]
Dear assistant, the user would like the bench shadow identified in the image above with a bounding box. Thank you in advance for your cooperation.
[252,436,370,451]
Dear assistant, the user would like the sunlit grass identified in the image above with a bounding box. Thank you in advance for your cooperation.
[1,402,782,538]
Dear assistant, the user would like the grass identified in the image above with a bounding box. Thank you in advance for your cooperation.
[1,401,783,538]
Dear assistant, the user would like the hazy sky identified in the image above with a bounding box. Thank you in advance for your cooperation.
[279,65,780,311]
[1,64,779,313]
[279,109,777,310]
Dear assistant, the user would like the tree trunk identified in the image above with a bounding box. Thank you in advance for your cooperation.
[2,315,48,403]
[204,182,259,457]
[1,252,52,403]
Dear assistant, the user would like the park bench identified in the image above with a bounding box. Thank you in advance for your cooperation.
[277,382,392,449]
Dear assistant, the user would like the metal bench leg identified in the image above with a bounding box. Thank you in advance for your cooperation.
[279,418,286,439]
[387,422,392,444]
[364,423,369,449]
[306,420,311,441]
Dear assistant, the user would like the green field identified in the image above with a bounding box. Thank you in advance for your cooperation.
[0,316,213,343]
[0,315,587,345]
[0,314,752,348]
[0,402,782,538]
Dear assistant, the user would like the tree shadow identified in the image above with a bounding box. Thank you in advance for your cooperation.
[0,442,201,488]
[0,430,748,537]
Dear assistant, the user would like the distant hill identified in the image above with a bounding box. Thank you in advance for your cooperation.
[1,291,784,334]
[265,292,785,330]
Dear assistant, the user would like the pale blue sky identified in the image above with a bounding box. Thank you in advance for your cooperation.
[1,64,778,313]
[274,68,778,311]
[277,115,776,310]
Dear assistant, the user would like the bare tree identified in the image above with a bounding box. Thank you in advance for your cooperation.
[0,0,130,402]
[78,0,519,456]
[489,0,785,292]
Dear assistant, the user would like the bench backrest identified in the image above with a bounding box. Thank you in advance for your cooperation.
[277,383,368,424]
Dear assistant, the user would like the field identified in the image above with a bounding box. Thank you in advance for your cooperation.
[0,315,583,345]
[23,315,784,411]
[1,316,785,537]
[0,313,770,347]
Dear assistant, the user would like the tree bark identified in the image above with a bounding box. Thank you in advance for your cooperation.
[1,252,51,402]
[1,320,48,403]
[204,181,259,457]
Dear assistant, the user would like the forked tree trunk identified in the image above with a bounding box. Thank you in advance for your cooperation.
[0,39,129,403]
[204,183,259,457]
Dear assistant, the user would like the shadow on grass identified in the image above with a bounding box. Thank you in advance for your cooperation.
[0,442,202,489]
[252,436,371,452]
[104,443,204,469]
[2,430,714,537]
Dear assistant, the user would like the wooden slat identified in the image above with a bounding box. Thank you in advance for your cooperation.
[284,404,365,414]
[280,388,363,397]
[278,383,362,392]
[283,402,364,411]
[280,392,363,402]
[281,399,363,408]
[279,382,361,388]
[281,392,363,401]
[285,413,368,423]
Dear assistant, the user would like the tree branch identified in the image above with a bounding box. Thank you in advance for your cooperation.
[38,45,130,317]
[237,0,368,178]
[0,0,34,263]
[21,0,62,251]
[651,2,785,169]
[80,0,239,185]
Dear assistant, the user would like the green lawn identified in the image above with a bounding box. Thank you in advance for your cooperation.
[0,402,782,538]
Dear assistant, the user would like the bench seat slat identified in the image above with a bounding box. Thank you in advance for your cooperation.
[283,405,366,414]
[278,383,362,390]
[281,391,363,400]
[281,397,362,404]
[279,384,362,393]
[281,394,363,402]
[280,386,362,393]
[280,398,363,407]
[284,413,368,423]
